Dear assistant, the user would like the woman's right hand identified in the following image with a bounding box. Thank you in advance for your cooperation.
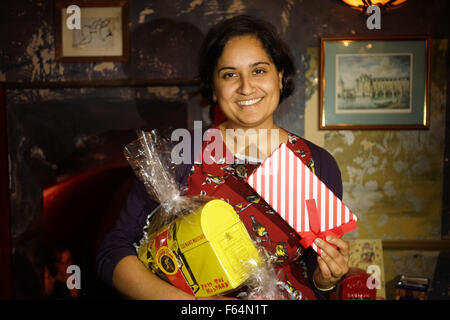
[113,255,239,300]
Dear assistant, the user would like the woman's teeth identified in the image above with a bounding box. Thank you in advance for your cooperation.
[237,97,262,106]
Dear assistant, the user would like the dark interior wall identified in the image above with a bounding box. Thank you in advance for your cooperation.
[2,0,449,141]
[0,0,449,299]
[2,0,449,133]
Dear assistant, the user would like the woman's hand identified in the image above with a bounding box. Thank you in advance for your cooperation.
[312,236,350,290]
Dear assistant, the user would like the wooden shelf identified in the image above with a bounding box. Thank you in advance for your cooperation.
[382,240,450,250]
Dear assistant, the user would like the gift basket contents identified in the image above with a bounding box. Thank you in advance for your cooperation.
[123,130,361,299]
[138,199,264,297]
[124,130,273,298]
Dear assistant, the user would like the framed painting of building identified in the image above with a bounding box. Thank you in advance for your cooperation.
[319,36,430,130]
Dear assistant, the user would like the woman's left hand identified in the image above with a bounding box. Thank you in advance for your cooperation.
[312,236,350,290]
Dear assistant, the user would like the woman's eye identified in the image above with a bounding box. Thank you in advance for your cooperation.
[253,68,266,75]
[223,72,236,79]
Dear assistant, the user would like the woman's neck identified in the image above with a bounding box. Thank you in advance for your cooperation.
[217,120,289,160]
[218,118,277,131]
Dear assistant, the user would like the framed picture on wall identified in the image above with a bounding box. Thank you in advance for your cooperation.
[319,36,430,130]
[55,0,129,62]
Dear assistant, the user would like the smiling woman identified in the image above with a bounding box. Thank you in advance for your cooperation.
[198,15,296,158]
[97,15,348,300]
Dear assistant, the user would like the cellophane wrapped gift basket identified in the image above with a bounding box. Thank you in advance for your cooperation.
[124,130,282,299]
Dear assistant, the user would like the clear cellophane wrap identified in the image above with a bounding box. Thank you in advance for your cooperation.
[124,130,205,234]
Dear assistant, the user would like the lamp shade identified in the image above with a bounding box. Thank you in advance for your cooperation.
[341,0,407,11]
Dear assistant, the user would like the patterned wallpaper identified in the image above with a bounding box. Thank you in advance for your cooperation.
[304,40,448,298]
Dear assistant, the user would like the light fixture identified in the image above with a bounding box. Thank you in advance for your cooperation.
[340,0,407,12]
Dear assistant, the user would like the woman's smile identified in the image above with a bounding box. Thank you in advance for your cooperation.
[236,97,264,107]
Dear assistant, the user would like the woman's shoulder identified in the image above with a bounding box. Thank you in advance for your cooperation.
[287,132,338,167]
[286,132,343,199]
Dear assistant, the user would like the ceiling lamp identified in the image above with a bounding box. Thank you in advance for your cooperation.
[340,0,407,12]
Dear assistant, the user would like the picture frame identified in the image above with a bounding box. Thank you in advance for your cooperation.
[319,35,431,130]
[55,0,129,62]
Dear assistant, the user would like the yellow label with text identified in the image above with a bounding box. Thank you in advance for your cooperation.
[138,199,261,297]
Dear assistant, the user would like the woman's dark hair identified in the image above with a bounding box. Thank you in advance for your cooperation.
[199,15,296,105]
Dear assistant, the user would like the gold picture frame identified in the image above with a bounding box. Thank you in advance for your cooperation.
[319,35,431,130]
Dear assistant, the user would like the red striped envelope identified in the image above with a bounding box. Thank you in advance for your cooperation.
[246,143,358,254]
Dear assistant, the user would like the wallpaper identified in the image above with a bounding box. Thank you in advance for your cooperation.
[304,40,448,298]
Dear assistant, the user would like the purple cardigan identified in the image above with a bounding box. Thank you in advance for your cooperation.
[96,137,343,299]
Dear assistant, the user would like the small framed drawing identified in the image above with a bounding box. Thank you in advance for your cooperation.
[319,36,430,130]
[55,0,129,62]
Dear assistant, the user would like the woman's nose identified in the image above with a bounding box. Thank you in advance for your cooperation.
[238,75,255,95]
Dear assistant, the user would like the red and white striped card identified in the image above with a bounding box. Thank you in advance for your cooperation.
[246,143,358,254]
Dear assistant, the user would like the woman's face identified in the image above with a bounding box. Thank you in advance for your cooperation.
[212,35,283,129]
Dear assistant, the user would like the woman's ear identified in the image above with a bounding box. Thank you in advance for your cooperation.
[212,91,217,103]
